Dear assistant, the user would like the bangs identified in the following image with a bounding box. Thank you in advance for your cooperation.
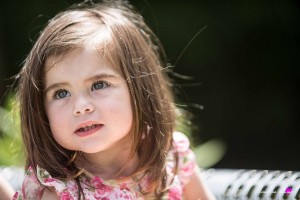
[44,13,121,74]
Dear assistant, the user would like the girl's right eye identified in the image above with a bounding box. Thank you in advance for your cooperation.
[54,89,70,99]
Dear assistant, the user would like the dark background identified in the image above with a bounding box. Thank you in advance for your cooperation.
[0,0,299,170]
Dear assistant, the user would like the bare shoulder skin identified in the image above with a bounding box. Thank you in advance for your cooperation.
[0,174,15,200]
[183,167,216,200]
[41,188,59,200]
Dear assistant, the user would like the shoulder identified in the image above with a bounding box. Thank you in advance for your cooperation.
[13,166,68,199]
[41,188,59,200]
[172,131,191,152]
[170,131,197,186]
[13,166,44,199]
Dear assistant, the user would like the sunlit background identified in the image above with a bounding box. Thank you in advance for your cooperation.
[0,0,299,170]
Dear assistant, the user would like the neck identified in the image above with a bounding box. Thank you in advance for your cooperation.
[79,145,139,180]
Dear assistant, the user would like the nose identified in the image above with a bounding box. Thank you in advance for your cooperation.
[73,95,95,116]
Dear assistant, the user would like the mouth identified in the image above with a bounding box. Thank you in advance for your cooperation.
[75,124,102,133]
[75,122,103,137]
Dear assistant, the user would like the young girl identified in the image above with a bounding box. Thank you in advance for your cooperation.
[13,1,215,199]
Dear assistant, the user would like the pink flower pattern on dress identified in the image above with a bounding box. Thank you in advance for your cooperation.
[92,176,113,198]
[168,186,182,200]
[61,191,72,200]
[13,132,196,200]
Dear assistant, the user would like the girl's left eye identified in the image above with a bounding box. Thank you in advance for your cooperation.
[54,89,70,99]
[92,81,109,90]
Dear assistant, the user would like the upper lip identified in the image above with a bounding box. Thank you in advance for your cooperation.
[74,121,102,133]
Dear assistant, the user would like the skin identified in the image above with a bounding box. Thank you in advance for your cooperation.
[41,189,58,200]
[44,47,136,180]
[183,167,216,200]
[0,174,15,200]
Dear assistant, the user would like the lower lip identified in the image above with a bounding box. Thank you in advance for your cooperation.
[75,125,103,137]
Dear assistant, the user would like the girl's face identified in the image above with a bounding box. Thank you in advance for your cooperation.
[44,47,133,154]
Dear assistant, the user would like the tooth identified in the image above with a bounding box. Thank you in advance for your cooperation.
[77,124,99,132]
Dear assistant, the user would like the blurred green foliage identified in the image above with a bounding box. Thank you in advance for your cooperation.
[0,95,24,166]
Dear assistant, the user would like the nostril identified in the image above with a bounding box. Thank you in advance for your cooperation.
[75,110,81,115]
[84,107,94,113]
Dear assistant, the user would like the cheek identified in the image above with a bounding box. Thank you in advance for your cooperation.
[46,105,68,133]
[104,92,133,126]
[46,106,58,126]
[105,100,132,121]
[47,110,73,149]
[114,93,132,115]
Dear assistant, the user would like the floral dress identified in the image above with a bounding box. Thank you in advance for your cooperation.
[13,132,196,200]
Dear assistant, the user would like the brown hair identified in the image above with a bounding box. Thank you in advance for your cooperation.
[18,0,176,198]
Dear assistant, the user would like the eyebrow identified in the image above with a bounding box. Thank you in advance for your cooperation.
[44,73,120,94]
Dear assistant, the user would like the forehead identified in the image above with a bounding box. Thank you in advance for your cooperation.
[44,45,120,75]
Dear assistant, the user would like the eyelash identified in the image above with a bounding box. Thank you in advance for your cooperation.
[91,80,109,91]
[52,80,110,100]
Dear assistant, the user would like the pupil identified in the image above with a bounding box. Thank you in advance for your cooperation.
[59,91,67,98]
[95,83,103,89]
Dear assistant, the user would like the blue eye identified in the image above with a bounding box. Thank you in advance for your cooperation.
[92,81,108,90]
[54,89,70,99]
